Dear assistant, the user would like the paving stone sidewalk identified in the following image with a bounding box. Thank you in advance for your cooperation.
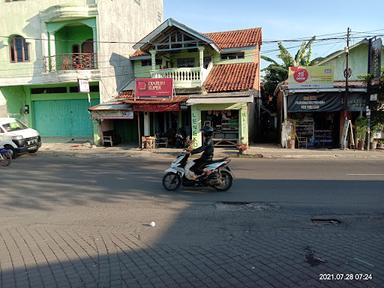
[39,141,384,160]
[1,201,383,288]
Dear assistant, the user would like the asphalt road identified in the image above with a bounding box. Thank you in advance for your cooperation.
[0,153,383,287]
[1,153,383,213]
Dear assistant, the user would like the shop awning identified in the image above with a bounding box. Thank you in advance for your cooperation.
[123,96,189,112]
[88,102,134,119]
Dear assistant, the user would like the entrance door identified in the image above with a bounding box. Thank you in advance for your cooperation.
[33,99,98,138]
[81,39,94,69]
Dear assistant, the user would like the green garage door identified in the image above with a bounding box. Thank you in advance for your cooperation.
[33,99,98,137]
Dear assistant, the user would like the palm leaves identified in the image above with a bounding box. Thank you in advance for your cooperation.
[261,36,316,97]
[262,36,316,82]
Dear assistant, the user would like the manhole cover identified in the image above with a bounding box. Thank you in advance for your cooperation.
[311,218,341,225]
[215,202,279,211]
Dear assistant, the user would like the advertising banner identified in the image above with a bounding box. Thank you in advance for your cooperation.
[288,66,334,89]
[135,78,173,98]
[288,93,367,112]
[287,94,342,112]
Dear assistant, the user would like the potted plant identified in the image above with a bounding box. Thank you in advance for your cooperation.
[237,143,248,155]
[355,116,368,150]
[370,122,384,150]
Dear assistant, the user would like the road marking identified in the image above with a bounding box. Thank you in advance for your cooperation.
[347,173,384,176]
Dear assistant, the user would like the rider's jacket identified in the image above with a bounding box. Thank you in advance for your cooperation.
[191,137,214,162]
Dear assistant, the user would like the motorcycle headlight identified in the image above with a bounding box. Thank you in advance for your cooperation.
[12,135,24,140]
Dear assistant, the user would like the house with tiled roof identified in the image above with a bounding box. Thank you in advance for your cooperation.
[107,18,262,147]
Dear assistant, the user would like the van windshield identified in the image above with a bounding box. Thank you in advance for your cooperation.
[2,120,28,132]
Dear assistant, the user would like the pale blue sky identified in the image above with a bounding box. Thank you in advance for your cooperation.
[164,0,384,63]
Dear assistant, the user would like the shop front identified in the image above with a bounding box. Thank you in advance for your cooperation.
[286,92,367,148]
[190,102,249,148]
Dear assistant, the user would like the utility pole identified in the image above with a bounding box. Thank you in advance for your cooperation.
[344,27,351,112]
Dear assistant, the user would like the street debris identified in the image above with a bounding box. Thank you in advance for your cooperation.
[304,246,327,267]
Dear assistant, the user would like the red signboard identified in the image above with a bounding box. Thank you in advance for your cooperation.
[135,78,173,98]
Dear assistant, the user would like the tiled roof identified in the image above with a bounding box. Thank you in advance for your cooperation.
[131,27,262,57]
[204,63,258,93]
[204,28,262,50]
[131,49,148,57]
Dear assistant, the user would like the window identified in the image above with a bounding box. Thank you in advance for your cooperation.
[9,35,29,63]
[141,59,162,67]
[134,0,140,5]
[220,52,245,60]
[176,58,195,68]
[5,0,26,2]
[157,11,162,22]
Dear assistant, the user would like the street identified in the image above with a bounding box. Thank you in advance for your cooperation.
[0,153,383,287]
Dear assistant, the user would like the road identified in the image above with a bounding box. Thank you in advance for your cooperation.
[0,153,383,288]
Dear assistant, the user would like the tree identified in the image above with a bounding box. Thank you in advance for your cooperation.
[261,36,316,98]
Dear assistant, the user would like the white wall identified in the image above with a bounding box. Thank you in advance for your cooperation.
[96,0,163,102]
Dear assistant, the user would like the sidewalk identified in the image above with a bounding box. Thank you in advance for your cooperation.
[39,140,384,160]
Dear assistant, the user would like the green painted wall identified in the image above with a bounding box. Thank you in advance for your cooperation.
[0,86,29,123]
[319,44,384,81]
[55,25,93,55]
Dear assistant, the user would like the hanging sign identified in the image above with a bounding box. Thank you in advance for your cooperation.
[78,79,90,93]
[135,78,173,98]
[288,66,334,89]
[368,38,382,81]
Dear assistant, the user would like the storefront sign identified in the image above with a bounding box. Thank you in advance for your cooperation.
[133,103,180,112]
[288,93,367,112]
[92,110,134,120]
[288,94,342,112]
[288,66,334,89]
[135,78,173,98]
[368,37,382,81]
[78,79,90,93]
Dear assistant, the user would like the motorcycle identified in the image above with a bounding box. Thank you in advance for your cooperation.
[162,150,233,192]
[0,148,12,167]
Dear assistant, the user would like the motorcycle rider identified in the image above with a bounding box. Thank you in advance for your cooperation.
[188,125,214,178]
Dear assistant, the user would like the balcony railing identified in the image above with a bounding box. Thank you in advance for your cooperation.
[44,53,97,72]
[151,67,205,89]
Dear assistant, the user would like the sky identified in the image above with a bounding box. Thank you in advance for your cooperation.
[164,0,384,66]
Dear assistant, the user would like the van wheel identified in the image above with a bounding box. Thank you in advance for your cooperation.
[4,145,17,159]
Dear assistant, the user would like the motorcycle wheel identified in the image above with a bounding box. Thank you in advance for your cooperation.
[162,172,181,191]
[0,153,12,167]
[214,170,233,191]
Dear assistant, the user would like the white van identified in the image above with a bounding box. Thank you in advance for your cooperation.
[0,118,41,157]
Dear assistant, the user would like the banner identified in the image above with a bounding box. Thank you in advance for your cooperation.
[288,93,367,112]
[368,38,382,81]
[288,66,334,89]
[135,78,173,98]
[287,94,342,112]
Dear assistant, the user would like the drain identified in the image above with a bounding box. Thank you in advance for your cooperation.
[311,218,341,224]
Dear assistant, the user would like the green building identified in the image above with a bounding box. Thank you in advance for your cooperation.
[0,0,163,141]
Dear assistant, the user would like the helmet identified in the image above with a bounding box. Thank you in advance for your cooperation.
[200,125,214,137]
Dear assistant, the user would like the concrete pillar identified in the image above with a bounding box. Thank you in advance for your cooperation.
[48,32,56,71]
[191,105,202,148]
[144,112,150,136]
[149,50,157,71]
[198,46,205,69]
[239,104,249,145]
[92,27,97,68]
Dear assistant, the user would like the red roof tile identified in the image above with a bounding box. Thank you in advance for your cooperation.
[204,28,262,50]
[131,49,148,57]
[204,63,258,93]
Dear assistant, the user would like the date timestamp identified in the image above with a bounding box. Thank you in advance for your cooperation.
[319,274,373,281]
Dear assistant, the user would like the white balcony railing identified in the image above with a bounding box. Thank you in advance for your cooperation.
[151,67,207,89]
